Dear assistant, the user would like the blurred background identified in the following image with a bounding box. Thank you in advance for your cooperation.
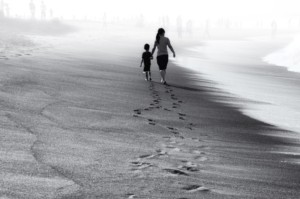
[0,0,299,33]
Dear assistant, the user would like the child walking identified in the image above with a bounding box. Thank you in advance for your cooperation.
[140,44,153,81]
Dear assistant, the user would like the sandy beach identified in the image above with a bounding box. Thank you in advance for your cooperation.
[1,23,300,199]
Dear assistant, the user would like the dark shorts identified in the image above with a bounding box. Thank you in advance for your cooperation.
[143,64,151,72]
[157,55,169,71]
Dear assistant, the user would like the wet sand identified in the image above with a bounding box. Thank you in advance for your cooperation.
[0,30,300,199]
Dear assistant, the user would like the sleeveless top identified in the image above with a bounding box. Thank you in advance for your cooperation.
[155,36,171,56]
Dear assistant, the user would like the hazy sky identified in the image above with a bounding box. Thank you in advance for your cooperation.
[7,0,300,19]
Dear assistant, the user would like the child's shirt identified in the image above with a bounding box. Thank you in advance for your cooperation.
[142,51,152,66]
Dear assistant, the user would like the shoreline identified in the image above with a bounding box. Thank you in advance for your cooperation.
[175,36,300,135]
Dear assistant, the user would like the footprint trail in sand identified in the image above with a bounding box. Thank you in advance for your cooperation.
[131,81,212,198]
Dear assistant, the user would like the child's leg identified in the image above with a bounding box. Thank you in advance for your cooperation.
[145,72,149,80]
[149,71,152,80]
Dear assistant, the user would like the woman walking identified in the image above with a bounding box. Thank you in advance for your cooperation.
[151,28,176,85]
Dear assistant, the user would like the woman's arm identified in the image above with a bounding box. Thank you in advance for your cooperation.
[167,39,176,57]
[151,41,157,55]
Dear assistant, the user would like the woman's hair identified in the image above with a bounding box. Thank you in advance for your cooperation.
[156,28,165,44]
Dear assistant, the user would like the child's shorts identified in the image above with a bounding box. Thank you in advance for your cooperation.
[143,64,151,72]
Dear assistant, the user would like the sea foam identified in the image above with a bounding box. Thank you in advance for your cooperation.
[264,35,300,73]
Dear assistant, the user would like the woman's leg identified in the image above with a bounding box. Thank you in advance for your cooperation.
[160,70,166,82]
[157,55,168,83]
[160,70,163,82]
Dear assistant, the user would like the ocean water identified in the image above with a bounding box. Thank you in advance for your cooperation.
[175,40,300,134]
[264,35,300,73]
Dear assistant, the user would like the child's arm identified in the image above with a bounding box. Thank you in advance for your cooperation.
[140,59,143,67]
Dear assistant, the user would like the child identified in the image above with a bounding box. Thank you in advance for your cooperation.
[140,43,153,81]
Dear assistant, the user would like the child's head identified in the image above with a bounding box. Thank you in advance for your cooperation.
[144,44,150,51]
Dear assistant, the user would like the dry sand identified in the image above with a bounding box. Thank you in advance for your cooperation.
[0,28,300,199]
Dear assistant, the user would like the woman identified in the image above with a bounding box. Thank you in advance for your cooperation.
[151,28,176,85]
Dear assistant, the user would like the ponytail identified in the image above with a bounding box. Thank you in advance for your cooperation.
[156,33,160,44]
[156,28,165,44]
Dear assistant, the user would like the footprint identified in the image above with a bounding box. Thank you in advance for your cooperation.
[178,101,183,103]
[192,150,203,155]
[168,140,177,144]
[182,185,210,192]
[126,194,137,199]
[139,154,156,159]
[131,161,153,170]
[166,145,177,149]
[133,114,139,117]
[167,127,176,130]
[182,166,199,172]
[149,122,156,125]
[134,109,141,114]
[179,162,199,172]
[194,156,208,162]
[178,113,186,116]
[171,147,181,152]
[148,119,154,122]
[175,135,185,139]
[144,108,150,111]
[163,168,189,176]
[156,149,167,155]
[164,108,171,111]
[179,117,185,120]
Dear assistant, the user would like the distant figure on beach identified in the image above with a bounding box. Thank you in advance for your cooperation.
[40,1,46,20]
[151,28,176,85]
[140,44,153,81]
[103,13,107,27]
[203,19,211,39]
[4,2,9,18]
[29,0,35,19]
[49,8,53,19]
[271,20,277,38]
[0,0,4,18]
[186,19,193,37]
[177,16,183,38]
[136,14,144,28]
